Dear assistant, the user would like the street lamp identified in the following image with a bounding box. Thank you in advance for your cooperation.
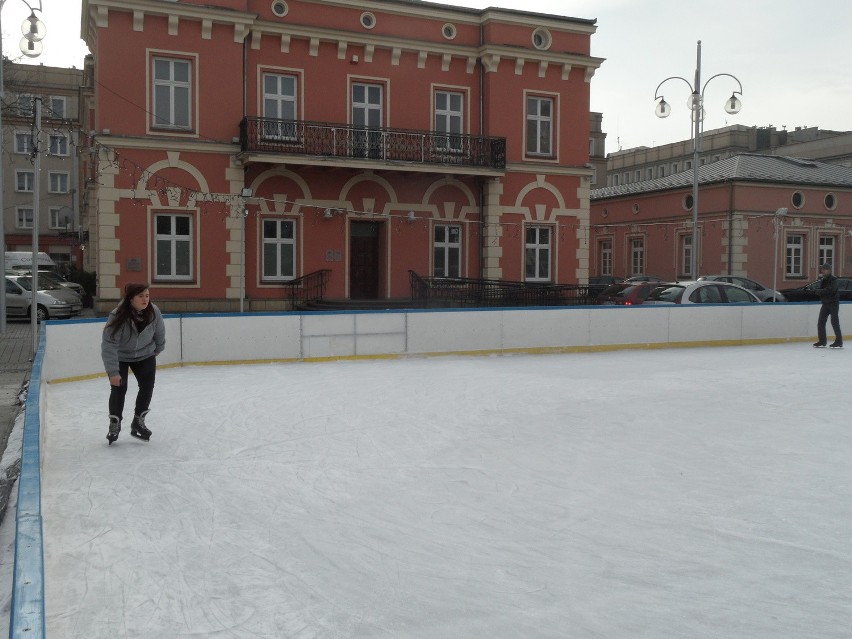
[0,0,45,345]
[654,40,742,279]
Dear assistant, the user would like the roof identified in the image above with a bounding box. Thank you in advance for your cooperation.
[592,153,852,201]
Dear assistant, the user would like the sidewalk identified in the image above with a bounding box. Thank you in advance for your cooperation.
[0,320,34,523]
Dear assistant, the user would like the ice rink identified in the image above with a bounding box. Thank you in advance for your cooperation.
[42,344,851,638]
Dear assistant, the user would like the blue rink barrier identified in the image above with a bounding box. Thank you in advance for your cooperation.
[9,329,46,638]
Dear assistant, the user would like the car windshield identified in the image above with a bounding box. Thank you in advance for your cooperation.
[601,284,639,299]
[15,277,61,292]
[646,285,684,302]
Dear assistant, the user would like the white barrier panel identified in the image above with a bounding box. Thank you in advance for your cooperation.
[42,303,825,383]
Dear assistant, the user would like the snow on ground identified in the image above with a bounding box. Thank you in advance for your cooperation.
[42,344,852,638]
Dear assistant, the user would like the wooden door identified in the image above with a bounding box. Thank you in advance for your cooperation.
[349,222,380,299]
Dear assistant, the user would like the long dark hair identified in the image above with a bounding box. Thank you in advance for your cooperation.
[108,283,153,337]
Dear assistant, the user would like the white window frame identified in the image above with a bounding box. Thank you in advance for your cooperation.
[262,73,298,141]
[49,206,71,230]
[48,171,69,194]
[680,234,693,278]
[630,237,645,277]
[154,213,194,281]
[525,225,552,282]
[16,170,34,192]
[433,224,462,278]
[16,207,33,229]
[526,96,553,157]
[152,57,192,130]
[434,90,464,153]
[818,235,836,269]
[48,133,69,156]
[785,233,804,278]
[261,218,297,281]
[351,82,384,159]
[599,239,613,276]
[14,131,33,154]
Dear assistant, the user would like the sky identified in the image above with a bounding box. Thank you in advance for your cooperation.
[3,0,851,155]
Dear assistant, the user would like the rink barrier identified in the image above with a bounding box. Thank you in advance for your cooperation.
[39,302,826,384]
[10,328,46,638]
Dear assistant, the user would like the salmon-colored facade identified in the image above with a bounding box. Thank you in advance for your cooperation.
[81,0,602,312]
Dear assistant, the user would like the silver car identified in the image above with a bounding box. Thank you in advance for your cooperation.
[697,275,786,302]
[644,280,761,305]
[5,275,82,321]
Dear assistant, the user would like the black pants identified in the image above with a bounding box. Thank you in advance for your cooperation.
[817,302,842,345]
[109,356,157,420]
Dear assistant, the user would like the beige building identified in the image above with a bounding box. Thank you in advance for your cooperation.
[1,62,85,270]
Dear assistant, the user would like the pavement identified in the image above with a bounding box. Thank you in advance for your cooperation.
[0,319,36,523]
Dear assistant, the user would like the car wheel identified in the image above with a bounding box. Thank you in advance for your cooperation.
[34,305,49,322]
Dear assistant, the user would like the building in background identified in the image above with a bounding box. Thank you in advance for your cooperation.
[1,62,84,271]
[590,154,852,285]
[80,0,603,312]
[588,111,606,188]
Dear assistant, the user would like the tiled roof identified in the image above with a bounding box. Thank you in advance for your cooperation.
[592,154,852,201]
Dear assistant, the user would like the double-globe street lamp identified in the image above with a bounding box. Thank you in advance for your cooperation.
[0,0,46,339]
[654,40,742,279]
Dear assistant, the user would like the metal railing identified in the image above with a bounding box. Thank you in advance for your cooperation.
[409,271,597,308]
[240,117,506,171]
[282,269,331,308]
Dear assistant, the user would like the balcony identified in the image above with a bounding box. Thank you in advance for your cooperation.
[239,117,506,175]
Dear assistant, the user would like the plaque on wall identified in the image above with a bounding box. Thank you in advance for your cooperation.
[127,258,142,272]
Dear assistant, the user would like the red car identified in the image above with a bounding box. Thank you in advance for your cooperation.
[594,281,670,306]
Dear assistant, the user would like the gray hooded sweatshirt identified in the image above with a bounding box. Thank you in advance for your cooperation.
[101,303,166,378]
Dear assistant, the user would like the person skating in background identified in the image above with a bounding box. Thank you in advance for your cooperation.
[101,283,166,444]
[813,263,843,349]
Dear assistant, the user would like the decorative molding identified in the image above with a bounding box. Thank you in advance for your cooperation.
[391,47,401,65]
[95,6,109,28]
[585,67,596,82]
[337,40,348,60]
[417,50,428,69]
[466,57,476,74]
[481,53,500,73]
[441,54,451,72]
[281,34,291,53]
[562,64,572,80]
[133,10,144,32]
[234,23,249,42]
[251,29,262,50]
[538,61,548,78]
[201,19,212,40]
[309,37,320,57]
[364,44,375,63]
[514,58,524,75]
[168,14,179,36]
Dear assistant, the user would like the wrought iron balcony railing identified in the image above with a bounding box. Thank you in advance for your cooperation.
[240,117,506,171]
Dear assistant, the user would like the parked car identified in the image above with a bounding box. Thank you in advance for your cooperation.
[5,274,82,321]
[588,275,621,300]
[779,277,852,302]
[595,281,673,306]
[644,280,761,305]
[624,274,666,283]
[697,275,786,302]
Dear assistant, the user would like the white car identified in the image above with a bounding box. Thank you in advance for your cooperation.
[697,275,786,302]
[5,275,82,321]
[644,280,761,305]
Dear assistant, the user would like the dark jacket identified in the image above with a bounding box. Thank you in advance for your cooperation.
[101,303,166,378]
[817,274,840,304]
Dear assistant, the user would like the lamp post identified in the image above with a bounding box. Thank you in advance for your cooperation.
[654,40,742,280]
[773,207,788,302]
[0,0,46,338]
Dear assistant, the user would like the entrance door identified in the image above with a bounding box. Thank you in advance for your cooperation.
[349,222,381,299]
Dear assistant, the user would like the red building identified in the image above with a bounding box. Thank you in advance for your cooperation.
[80,0,603,312]
[590,154,852,285]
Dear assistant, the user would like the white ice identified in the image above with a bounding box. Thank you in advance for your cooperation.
[41,344,852,638]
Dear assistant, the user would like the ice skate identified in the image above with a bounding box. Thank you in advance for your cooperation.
[829,342,843,349]
[813,342,826,348]
[130,410,152,441]
[107,415,121,445]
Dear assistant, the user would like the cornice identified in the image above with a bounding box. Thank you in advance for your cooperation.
[93,134,239,155]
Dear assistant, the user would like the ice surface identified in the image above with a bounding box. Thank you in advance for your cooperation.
[42,344,852,638]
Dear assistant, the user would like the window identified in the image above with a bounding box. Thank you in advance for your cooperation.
[658,166,666,178]
[785,234,804,277]
[15,132,33,154]
[680,235,693,278]
[435,91,464,153]
[671,163,679,174]
[49,133,68,156]
[49,96,66,119]
[360,12,376,28]
[271,1,288,17]
[691,285,723,304]
[824,193,837,211]
[48,172,69,193]
[526,96,553,156]
[16,207,33,229]
[630,237,645,276]
[262,219,296,280]
[685,160,692,170]
[525,226,551,281]
[634,170,641,182]
[819,236,835,268]
[152,57,192,129]
[531,28,552,50]
[599,239,613,276]
[791,191,804,209]
[50,206,72,229]
[155,213,193,280]
[352,82,383,158]
[16,170,34,192]
[434,224,461,278]
[724,286,754,303]
[262,73,298,140]
[16,94,34,117]
[442,23,457,40]
[590,166,597,186]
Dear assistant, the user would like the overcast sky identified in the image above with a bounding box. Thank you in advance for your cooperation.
[5,0,850,155]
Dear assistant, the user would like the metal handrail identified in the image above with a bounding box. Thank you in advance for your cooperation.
[240,117,506,170]
[282,269,331,307]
